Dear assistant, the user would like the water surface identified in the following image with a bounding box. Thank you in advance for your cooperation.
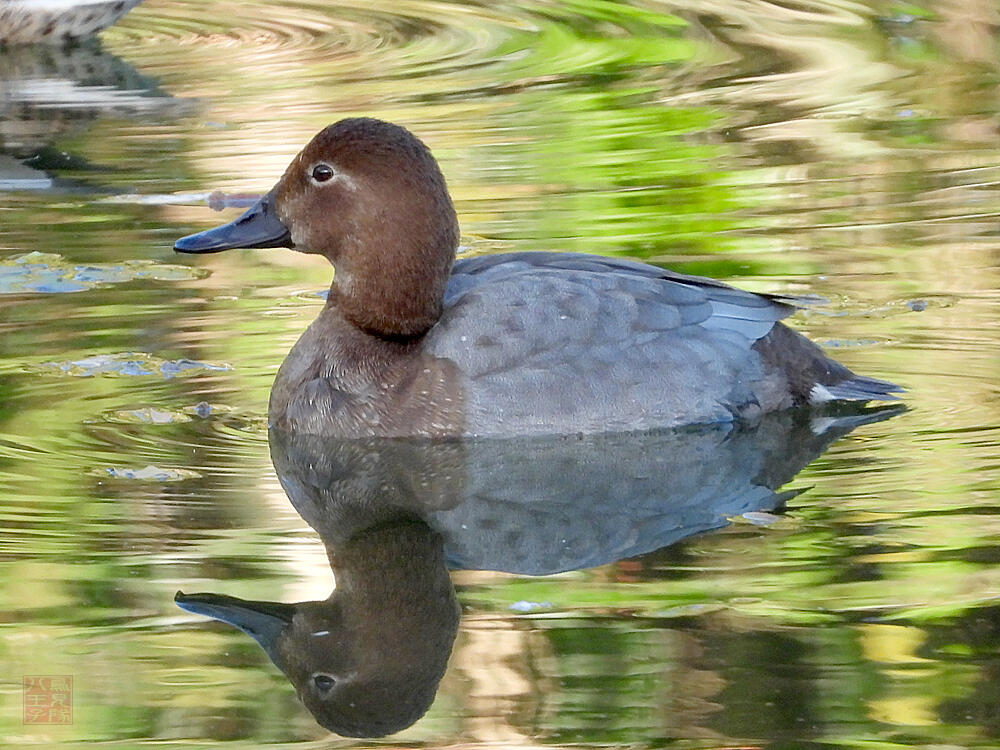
[1,0,998,747]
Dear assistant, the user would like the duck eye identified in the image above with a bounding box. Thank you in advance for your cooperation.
[313,674,336,692]
[311,164,335,183]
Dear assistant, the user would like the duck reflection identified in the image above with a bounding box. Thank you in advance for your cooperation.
[0,0,144,45]
[177,514,459,738]
[177,407,898,737]
[0,41,193,190]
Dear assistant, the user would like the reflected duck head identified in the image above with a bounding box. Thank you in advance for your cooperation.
[175,117,460,337]
[175,517,460,738]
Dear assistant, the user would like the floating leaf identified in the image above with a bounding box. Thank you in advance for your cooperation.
[0,252,208,294]
[91,465,201,482]
[35,352,231,379]
[103,407,193,425]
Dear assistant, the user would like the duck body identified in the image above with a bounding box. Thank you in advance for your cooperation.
[269,251,884,438]
[175,118,901,438]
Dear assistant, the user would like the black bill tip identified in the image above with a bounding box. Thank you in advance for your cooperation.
[175,591,295,651]
[174,192,292,254]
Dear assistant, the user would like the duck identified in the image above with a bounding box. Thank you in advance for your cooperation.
[0,0,144,45]
[174,117,902,438]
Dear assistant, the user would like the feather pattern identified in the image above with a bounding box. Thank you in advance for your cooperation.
[425,252,805,435]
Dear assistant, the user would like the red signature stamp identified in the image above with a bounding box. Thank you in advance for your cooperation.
[23,676,72,724]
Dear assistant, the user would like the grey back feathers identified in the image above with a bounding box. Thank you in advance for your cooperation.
[426,252,800,435]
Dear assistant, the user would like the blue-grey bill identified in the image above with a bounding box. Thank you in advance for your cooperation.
[174,192,292,253]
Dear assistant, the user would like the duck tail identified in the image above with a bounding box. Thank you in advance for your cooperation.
[814,373,904,403]
[753,322,904,406]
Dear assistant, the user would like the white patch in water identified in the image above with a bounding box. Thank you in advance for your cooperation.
[311,630,330,637]
[810,417,837,435]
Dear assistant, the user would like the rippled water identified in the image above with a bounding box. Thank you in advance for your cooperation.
[1,0,998,747]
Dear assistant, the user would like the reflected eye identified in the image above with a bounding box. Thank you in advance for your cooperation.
[311,164,335,183]
[313,674,336,692]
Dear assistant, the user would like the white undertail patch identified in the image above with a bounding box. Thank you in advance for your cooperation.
[809,383,836,403]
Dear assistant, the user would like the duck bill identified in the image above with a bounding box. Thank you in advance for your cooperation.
[175,591,294,658]
[174,190,292,253]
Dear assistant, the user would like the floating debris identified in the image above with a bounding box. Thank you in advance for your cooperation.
[92,465,200,482]
[0,252,208,294]
[36,352,231,379]
[802,295,953,320]
[294,288,329,301]
[103,407,193,425]
[101,191,261,209]
[207,191,262,211]
[509,600,554,613]
[188,401,216,419]
[818,338,889,349]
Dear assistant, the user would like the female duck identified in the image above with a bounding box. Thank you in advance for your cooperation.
[175,118,900,438]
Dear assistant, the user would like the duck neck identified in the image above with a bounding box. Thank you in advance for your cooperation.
[329,239,454,340]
